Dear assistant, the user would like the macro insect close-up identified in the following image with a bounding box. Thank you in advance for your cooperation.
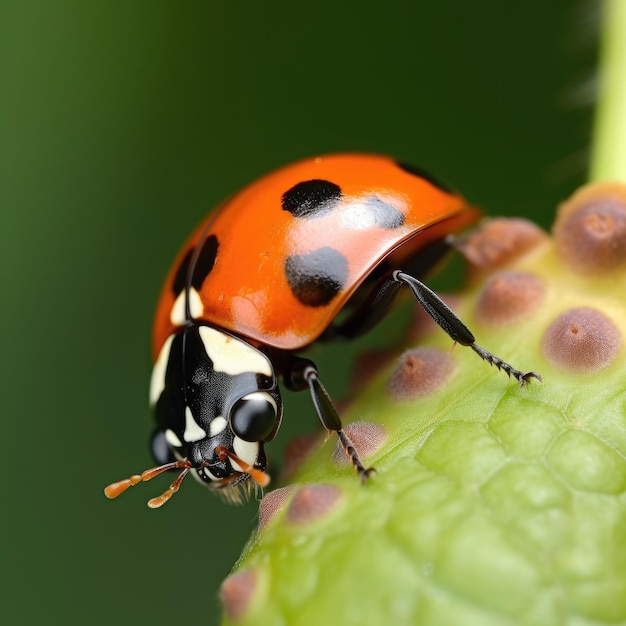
[105,153,540,507]
[6,2,626,625]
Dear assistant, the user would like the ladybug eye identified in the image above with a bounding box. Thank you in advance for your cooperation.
[230,392,278,442]
[151,429,176,465]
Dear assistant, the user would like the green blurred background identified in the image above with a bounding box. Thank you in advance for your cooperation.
[1,1,596,624]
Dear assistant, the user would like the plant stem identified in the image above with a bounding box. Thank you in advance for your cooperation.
[590,0,626,181]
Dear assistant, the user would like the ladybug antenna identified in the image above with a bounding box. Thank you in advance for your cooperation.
[215,446,271,488]
[104,459,193,509]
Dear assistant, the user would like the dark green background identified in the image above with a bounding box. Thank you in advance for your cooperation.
[1,1,596,624]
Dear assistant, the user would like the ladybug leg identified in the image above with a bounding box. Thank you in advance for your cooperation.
[285,356,376,481]
[324,274,404,341]
[329,270,540,386]
[392,271,541,385]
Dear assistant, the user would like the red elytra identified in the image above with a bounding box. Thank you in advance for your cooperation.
[152,153,479,356]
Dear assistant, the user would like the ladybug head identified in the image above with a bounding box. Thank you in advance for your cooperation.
[104,325,283,507]
[175,390,279,504]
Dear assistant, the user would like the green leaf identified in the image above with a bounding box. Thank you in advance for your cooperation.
[221,228,626,626]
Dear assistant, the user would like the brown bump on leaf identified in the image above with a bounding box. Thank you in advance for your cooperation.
[475,271,545,326]
[458,218,548,271]
[388,347,455,400]
[541,307,622,372]
[258,485,294,531]
[220,569,258,621]
[331,422,387,466]
[554,181,626,272]
[281,433,323,481]
[285,484,342,524]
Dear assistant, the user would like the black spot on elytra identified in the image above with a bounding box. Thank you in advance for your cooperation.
[395,160,455,195]
[191,234,219,289]
[171,234,219,296]
[281,179,342,218]
[285,247,348,307]
[172,249,193,296]
[362,196,405,229]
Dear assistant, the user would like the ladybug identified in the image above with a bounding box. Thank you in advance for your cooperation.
[105,153,539,507]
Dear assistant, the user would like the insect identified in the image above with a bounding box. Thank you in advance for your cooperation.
[105,153,539,507]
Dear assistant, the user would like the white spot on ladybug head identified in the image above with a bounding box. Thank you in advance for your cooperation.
[232,437,260,472]
[170,287,204,326]
[209,416,228,437]
[183,406,207,443]
[165,428,183,448]
[198,326,272,377]
[150,334,175,407]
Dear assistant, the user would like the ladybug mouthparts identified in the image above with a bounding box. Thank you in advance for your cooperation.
[103,446,270,509]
